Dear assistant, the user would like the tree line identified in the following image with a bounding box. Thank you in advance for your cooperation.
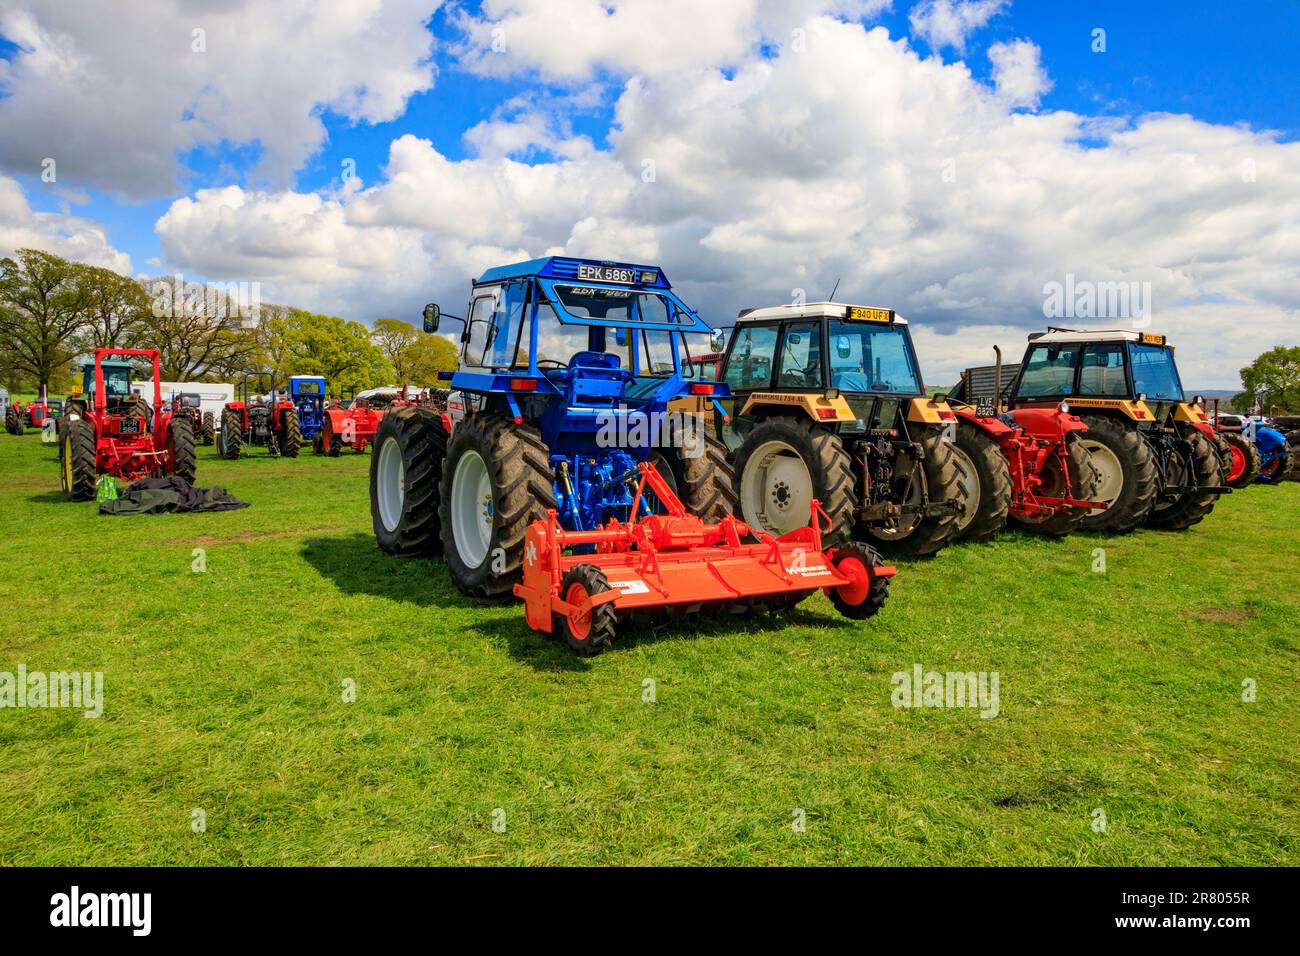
[0,248,456,396]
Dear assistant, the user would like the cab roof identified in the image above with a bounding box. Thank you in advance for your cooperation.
[475,256,671,289]
[1028,328,1168,345]
[736,302,907,325]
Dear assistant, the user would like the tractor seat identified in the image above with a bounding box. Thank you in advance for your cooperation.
[566,351,628,405]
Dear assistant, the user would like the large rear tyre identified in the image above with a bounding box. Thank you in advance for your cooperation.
[218,410,243,459]
[1010,437,1099,537]
[5,404,21,435]
[557,564,617,656]
[60,418,98,501]
[371,406,447,557]
[825,542,891,620]
[165,416,197,485]
[440,413,557,599]
[666,418,736,522]
[950,421,1012,543]
[278,409,301,458]
[860,428,965,558]
[1074,414,1158,534]
[733,416,856,545]
[200,411,216,445]
[1220,430,1259,488]
[1148,429,1222,529]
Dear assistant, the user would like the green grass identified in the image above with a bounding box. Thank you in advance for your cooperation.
[0,431,1296,866]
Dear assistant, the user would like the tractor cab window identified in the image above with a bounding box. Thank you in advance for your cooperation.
[534,303,593,368]
[485,282,530,369]
[606,327,679,378]
[464,293,499,367]
[724,325,778,391]
[181,394,201,408]
[1078,343,1128,397]
[1128,343,1183,401]
[1015,344,1080,398]
[103,367,131,397]
[825,322,920,393]
[777,322,822,388]
[552,285,688,325]
[293,380,321,395]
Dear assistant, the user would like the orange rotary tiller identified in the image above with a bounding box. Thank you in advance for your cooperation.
[514,462,897,654]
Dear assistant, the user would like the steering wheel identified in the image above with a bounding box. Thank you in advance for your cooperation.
[537,359,568,369]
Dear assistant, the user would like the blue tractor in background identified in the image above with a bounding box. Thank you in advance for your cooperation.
[369,256,736,598]
[288,375,327,445]
[1244,417,1293,484]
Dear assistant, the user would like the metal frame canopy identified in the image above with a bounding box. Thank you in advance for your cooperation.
[472,256,713,334]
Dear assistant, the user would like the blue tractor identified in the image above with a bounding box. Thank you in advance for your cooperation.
[369,256,736,598]
[1245,417,1293,484]
[288,375,327,445]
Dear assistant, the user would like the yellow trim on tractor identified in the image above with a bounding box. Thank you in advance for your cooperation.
[905,396,955,425]
[1016,397,1155,421]
[1173,401,1209,424]
[739,391,856,423]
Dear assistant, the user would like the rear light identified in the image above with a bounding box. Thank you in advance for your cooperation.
[689,384,714,395]
[937,410,955,420]
[1134,410,1146,419]
[510,379,537,391]
[816,408,838,420]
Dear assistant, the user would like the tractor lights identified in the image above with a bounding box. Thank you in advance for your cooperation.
[1058,401,1070,414]
[689,383,714,396]
[1136,392,1148,403]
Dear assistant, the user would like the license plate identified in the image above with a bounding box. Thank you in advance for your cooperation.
[577,264,639,284]
[976,399,998,417]
[846,306,893,323]
[119,418,141,434]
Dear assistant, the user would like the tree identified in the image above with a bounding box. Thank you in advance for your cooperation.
[0,249,95,393]
[262,308,393,393]
[142,274,261,380]
[372,317,458,384]
[75,267,152,351]
[1235,345,1300,414]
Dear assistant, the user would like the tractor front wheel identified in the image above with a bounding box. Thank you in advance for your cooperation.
[950,420,1012,543]
[278,409,301,457]
[557,564,617,655]
[218,411,243,459]
[371,405,447,557]
[61,418,98,501]
[1148,429,1222,530]
[1074,414,1158,534]
[733,415,856,545]
[166,415,197,484]
[440,412,557,599]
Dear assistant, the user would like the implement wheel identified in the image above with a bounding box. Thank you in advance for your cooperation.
[557,564,617,656]
[825,542,890,620]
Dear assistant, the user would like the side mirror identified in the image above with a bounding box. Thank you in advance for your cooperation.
[709,329,725,353]
[422,303,440,333]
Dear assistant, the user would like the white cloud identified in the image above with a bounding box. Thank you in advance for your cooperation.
[908,0,1007,53]
[148,15,1299,391]
[0,0,440,197]
[0,175,131,272]
[988,39,1050,109]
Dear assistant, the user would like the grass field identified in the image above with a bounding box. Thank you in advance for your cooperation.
[0,428,1296,866]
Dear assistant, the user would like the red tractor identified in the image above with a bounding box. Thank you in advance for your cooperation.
[59,348,197,501]
[947,349,1105,541]
[218,374,301,459]
[5,392,54,434]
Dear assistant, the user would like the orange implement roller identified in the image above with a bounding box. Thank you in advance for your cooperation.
[515,462,897,655]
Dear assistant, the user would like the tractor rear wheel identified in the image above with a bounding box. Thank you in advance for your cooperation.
[278,409,301,457]
[200,411,215,445]
[826,542,891,619]
[371,406,447,557]
[733,415,856,545]
[557,564,618,656]
[1148,429,1222,529]
[61,417,98,501]
[440,412,557,599]
[1220,430,1259,488]
[6,404,23,435]
[1074,414,1158,534]
[664,417,736,522]
[860,427,965,558]
[218,410,243,459]
[166,415,197,484]
[1010,437,1099,537]
[322,416,342,457]
[950,421,1012,543]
